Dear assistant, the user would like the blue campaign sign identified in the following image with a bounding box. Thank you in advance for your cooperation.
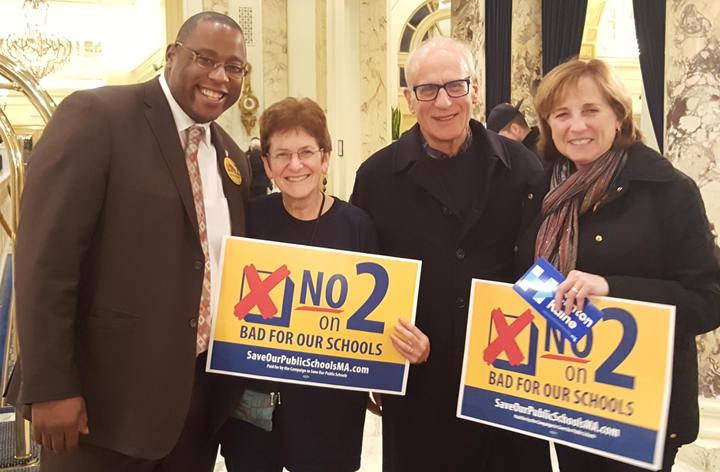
[514,258,604,344]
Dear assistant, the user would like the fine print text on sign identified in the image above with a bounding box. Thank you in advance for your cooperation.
[458,280,675,471]
[208,237,422,394]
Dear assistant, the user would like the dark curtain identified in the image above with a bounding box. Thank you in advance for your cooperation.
[485,0,513,110]
[542,0,588,75]
[633,0,665,153]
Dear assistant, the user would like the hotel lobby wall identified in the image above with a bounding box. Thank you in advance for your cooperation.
[451,0,486,121]
[510,0,542,127]
[665,1,720,445]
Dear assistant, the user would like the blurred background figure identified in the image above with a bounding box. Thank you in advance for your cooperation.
[515,58,720,472]
[486,100,546,166]
[247,136,272,198]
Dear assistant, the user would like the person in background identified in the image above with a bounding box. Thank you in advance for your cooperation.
[220,96,429,472]
[247,136,272,198]
[487,100,546,166]
[6,12,251,472]
[515,58,720,472]
[351,37,550,471]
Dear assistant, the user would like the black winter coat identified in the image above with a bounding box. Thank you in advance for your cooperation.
[516,142,720,445]
[351,121,548,471]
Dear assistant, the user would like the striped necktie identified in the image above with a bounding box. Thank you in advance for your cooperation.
[184,125,212,356]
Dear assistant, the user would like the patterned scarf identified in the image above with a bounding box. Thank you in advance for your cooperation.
[534,149,627,276]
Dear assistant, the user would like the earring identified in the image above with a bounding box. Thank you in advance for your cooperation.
[322,174,327,193]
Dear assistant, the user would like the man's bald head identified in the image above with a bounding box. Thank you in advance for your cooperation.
[404,37,475,87]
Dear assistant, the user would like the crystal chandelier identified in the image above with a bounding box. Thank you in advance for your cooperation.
[1,0,72,80]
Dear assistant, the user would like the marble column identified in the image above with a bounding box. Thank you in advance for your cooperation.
[359,0,390,161]
[665,1,720,225]
[451,0,486,121]
[510,0,542,127]
[262,0,289,108]
[202,0,228,15]
[665,1,720,470]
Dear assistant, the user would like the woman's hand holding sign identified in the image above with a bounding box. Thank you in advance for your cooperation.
[555,270,609,315]
[391,318,430,364]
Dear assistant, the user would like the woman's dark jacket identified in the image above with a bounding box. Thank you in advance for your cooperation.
[516,142,720,444]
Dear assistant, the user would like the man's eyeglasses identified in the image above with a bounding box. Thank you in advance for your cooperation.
[412,78,471,101]
[267,149,323,163]
[175,42,248,79]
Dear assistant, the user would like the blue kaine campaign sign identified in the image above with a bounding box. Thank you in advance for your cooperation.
[514,258,605,344]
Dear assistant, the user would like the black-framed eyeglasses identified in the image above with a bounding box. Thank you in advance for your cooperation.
[412,78,471,101]
[267,148,324,163]
[175,42,248,79]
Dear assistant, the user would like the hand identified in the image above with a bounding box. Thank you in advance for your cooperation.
[391,318,430,364]
[32,396,89,454]
[367,392,382,416]
[555,270,609,316]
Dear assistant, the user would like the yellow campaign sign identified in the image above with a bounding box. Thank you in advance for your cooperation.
[208,236,422,394]
[458,280,674,471]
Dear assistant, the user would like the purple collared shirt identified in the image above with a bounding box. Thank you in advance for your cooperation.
[420,127,473,159]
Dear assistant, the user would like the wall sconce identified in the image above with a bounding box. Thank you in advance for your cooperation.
[238,63,259,135]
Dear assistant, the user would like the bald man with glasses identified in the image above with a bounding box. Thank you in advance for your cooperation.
[351,37,549,471]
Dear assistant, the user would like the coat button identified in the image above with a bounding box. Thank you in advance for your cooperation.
[514,245,518,252]
[527,193,533,200]
[669,433,677,439]
[616,186,623,192]
[595,235,603,242]
[194,261,203,270]
[456,297,466,308]
[189,318,198,328]
[442,206,452,215]
[455,248,465,260]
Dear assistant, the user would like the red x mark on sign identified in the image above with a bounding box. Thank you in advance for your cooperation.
[234,264,291,321]
[482,308,534,366]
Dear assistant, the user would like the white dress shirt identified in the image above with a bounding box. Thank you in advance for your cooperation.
[159,74,231,323]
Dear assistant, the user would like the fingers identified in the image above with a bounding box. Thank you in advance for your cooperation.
[62,429,78,454]
[372,391,383,408]
[555,274,581,316]
[366,392,382,416]
[392,318,430,364]
[33,418,67,453]
[554,271,610,316]
[554,280,573,313]
[32,423,43,448]
[31,396,88,454]
[575,285,587,313]
[390,333,414,360]
[78,408,89,435]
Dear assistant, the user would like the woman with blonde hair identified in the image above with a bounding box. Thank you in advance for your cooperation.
[516,58,720,471]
